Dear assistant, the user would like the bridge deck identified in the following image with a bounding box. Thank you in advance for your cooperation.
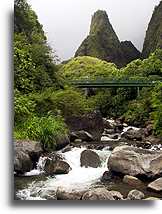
[71,80,156,88]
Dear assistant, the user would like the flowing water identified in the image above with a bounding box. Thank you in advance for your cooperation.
[15,147,111,200]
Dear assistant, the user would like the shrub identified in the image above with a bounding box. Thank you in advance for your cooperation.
[14,115,68,151]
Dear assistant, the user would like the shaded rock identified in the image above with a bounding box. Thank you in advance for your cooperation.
[104,129,115,135]
[14,140,43,173]
[82,188,115,200]
[101,171,115,182]
[144,135,162,145]
[65,111,104,142]
[121,128,143,141]
[109,191,124,200]
[148,177,162,192]
[123,175,143,187]
[127,189,145,200]
[14,150,33,174]
[108,145,162,178]
[55,135,70,150]
[44,158,71,175]
[71,131,93,142]
[15,140,43,164]
[56,187,85,200]
[80,149,101,168]
[74,139,82,144]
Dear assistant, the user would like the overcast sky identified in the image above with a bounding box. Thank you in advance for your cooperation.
[28,0,161,61]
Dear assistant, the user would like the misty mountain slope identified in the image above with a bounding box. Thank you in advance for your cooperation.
[75,10,140,68]
[142,1,162,58]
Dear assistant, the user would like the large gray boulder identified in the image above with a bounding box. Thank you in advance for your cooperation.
[80,149,101,168]
[148,178,162,192]
[44,158,71,175]
[82,188,115,200]
[108,145,162,178]
[14,140,43,174]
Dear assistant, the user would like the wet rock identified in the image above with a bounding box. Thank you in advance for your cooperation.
[56,187,85,200]
[14,140,43,174]
[44,158,71,175]
[144,135,162,145]
[55,135,70,150]
[109,191,124,200]
[74,139,82,144]
[123,175,143,187]
[148,178,162,192]
[40,189,57,200]
[14,150,33,174]
[127,189,145,200]
[65,112,104,141]
[121,128,143,141]
[108,145,162,178]
[71,131,94,142]
[80,149,101,168]
[82,188,115,200]
[101,171,115,182]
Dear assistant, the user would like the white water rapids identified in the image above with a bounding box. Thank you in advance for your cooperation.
[16,147,111,200]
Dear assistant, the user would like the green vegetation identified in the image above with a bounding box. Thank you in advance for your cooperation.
[14,0,162,149]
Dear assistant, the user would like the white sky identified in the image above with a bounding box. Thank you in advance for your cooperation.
[28,0,161,61]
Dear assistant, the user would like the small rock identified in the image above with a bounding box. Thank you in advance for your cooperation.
[148,177,162,192]
[80,149,101,168]
[123,175,143,187]
[101,171,115,182]
[74,139,82,144]
[82,188,115,200]
[127,189,145,200]
[144,197,160,200]
[56,187,85,200]
[109,191,123,200]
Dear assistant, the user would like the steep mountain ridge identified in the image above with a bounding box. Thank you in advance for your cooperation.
[75,10,140,67]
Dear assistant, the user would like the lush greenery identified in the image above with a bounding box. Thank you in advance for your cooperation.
[14,0,162,150]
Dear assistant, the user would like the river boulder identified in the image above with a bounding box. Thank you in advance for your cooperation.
[70,130,93,142]
[44,158,71,175]
[121,128,144,141]
[82,188,115,200]
[80,149,101,168]
[148,178,162,192]
[14,140,43,174]
[65,111,104,142]
[127,189,145,200]
[108,145,162,178]
[55,135,70,150]
[56,187,86,200]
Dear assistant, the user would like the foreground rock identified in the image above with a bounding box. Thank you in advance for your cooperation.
[65,111,104,142]
[80,150,101,168]
[82,188,115,200]
[109,191,123,200]
[56,187,86,200]
[108,145,162,178]
[148,178,162,192]
[14,140,43,174]
[123,175,143,187]
[44,158,71,175]
[127,190,145,200]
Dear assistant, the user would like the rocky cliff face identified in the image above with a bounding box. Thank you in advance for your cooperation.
[142,1,162,58]
[75,10,140,67]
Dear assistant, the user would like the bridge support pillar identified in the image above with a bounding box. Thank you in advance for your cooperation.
[137,87,140,97]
